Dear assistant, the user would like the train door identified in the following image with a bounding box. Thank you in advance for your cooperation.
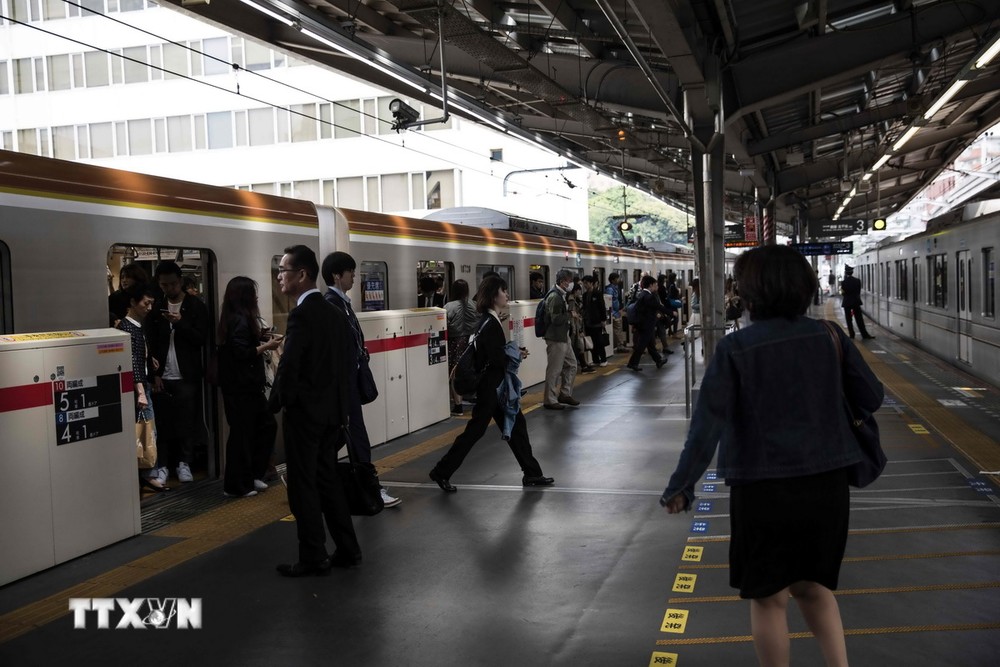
[957,250,972,364]
[417,260,453,307]
[108,244,219,479]
[0,240,11,334]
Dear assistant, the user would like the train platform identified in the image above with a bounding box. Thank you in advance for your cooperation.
[1,301,999,666]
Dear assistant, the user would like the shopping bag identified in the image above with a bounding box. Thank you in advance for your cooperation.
[136,416,157,469]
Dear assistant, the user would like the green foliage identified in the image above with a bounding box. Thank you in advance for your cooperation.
[588,183,689,246]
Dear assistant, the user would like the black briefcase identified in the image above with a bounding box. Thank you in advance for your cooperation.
[336,428,384,516]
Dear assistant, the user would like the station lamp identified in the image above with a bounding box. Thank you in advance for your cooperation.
[872,217,887,231]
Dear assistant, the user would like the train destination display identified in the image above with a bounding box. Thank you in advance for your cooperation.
[53,374,123,445]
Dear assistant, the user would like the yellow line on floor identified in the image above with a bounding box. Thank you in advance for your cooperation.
[654,622,1000,646]
[680,549,1000,569]
[686,521,1000,543]
[666,580,1000,604]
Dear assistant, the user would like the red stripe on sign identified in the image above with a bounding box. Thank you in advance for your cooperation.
[366,333,431,355]
[120,372,134,394]
[0,382,52,413]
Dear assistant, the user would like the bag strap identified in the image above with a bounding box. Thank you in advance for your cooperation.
[822,320,862,427]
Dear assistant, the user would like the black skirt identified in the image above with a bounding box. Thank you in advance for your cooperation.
[729,467,850,599]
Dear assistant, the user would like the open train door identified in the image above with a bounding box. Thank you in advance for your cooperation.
[957,250,972,364]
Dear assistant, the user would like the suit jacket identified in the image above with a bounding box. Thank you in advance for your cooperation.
[841,275,863,309]
[472,314,508,393]
[633,289,668,332]
[323,289,365,373]
[269,292,350,426]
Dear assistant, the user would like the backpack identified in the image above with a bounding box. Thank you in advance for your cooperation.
[725,296,744,321]
[533,288,558,337]
[625,299,639,322]
[450,318,490,394]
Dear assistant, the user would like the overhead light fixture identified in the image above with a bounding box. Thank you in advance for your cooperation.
[975,34,1000,69]
[892,126,920,152]
[923,79,969,119]
[871,154,891,171]
[240,0,296,26]
[299,28,427,94]
[457,105,506,132]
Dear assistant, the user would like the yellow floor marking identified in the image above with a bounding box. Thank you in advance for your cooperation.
[686,521,1000,543]
[655,622,1000,646]
[667,580,1000,604]
[908,424,931,434]
[681,549,1000,569]
[649,651,679,666]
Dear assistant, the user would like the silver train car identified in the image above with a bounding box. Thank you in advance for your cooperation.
[855,204,999,387]
[0,149,700,473]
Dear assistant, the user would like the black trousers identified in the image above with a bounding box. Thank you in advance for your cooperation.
[283,410,360,565]
[843,306,872,338]
[584,325,607,364]
[628,327,662,367]
[433,383,543,480]
[222,391,276,495]
[152,378,199,467]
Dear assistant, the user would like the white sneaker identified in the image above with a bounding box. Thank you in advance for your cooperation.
[177,462,193,483]
[598,361,608,367]
[156,466,169,484]
[224,490,257,498]
[380,488,401,508]
[253,479,268,491]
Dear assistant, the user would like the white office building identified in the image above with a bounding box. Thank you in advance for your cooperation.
[0,1,588,233]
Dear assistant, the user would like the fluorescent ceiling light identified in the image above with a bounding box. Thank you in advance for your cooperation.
[862,172,873,181]
[872,154,891,171]
[892,126,920,152]
[976,35,1000,69]
[240,0,296,27]
[300,27,352,55]
[923,79,969,119]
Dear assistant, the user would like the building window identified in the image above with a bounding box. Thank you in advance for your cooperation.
[490,148,503,161]
[46,54,71,90]
[425,170,455,209]
[248,107,274,146]
[334,100,361,139]
[167,115,193,152]
[381,173,409,212]
[127,118,153,155]
[202,37,230,76]
[337,176,364,209]
[290,103,317,142]
[0,61,10,95]
[84,51,109,87]
[52,125,76,159]
[122,45,148,83]
[984,247,995,318]
[206,111,234,149]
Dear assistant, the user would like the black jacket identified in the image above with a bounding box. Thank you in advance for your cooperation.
[269,292,350,426]
[841,275,864,309]
[217,314,265,394]
[582,289,607,328]
[147,293,210,381]
[633,289,668,332]
[323,289,365,376]
[472,314,508,393]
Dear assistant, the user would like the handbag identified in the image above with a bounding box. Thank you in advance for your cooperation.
[582,335,594,351]
[450,317,490,395]
[357,350,378,405]
[335,427,384,516]
[822,320,887,487]
[136,416,157,469]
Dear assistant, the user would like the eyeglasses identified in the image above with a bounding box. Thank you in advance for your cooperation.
[276,267,299,274]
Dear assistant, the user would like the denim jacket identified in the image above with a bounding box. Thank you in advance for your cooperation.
[661,316,883,509]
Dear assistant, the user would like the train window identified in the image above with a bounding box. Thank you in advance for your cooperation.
[359,260,388,312]
[417,260,452,307]
[885,263,891,299]
[109,245,214,324]
[592,267,606,289]
[895,260,908,301]
[0,239,11,333]
[983,248,995,318]
[632,269,643,287]
[912,258,920,303]
[475,265,514,298]
[927,254,948,308]
[529,264,549,298]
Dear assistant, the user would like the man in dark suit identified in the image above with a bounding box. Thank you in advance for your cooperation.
[627,275,669,371]
[321,251,400,508]
[840,265,875,340]
[270,245,361,576]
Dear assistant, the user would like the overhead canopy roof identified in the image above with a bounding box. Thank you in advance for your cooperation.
[162,0,1000,234]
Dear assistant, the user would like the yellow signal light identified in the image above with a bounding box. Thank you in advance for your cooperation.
[872,218,887,231]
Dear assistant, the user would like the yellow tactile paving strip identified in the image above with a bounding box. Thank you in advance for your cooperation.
[655,622,1000,646]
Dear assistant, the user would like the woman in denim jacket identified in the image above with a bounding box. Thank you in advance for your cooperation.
[661,245,883,667]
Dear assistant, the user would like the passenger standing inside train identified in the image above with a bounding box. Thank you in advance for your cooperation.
[661,245,883,667]
[217,277,280,498]
[322,251,401,509]
[428,276,553,492]
[542,269,580,409]
[445,278,480,415]
[840,265,875,340]
[581,275,608,367]
[270,245,361,575]
[529,271,545,299]
[117,283,168,492]
[626,276,668,371]
[147,261,210,485]
[418,275,445,308]
[108,263,150,327]
[605,273,627,352]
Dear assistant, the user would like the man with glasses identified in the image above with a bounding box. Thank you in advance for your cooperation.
[270,245,361,576]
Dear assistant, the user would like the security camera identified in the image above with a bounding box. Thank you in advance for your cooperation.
[389,99,420,132]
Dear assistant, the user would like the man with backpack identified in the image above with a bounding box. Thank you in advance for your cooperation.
[540,269,579,410]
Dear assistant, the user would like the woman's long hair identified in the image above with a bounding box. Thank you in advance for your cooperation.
[218,276,261,341]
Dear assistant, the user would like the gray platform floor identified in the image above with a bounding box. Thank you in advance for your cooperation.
[1,308,999,666]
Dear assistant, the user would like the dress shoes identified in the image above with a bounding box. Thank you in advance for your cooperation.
[429,469,457,492]
[543,402,565,410]
[329,551,362,569]
[276,559,332,577]
[557,394,580,406]
[522,475,555,487]
[656,359,667,369]
[862,335,875,340]
[627,365,642,371]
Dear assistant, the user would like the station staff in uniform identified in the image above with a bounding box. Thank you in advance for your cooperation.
[840,265,875,340]
[270,245,361,576]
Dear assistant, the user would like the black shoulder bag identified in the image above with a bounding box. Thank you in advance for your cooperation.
[335,427,384,516]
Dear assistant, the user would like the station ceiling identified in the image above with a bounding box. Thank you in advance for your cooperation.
[162,0,1000,234]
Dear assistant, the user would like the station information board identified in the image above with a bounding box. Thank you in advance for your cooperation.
[53,374,123,445]
[791,241,854,256]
